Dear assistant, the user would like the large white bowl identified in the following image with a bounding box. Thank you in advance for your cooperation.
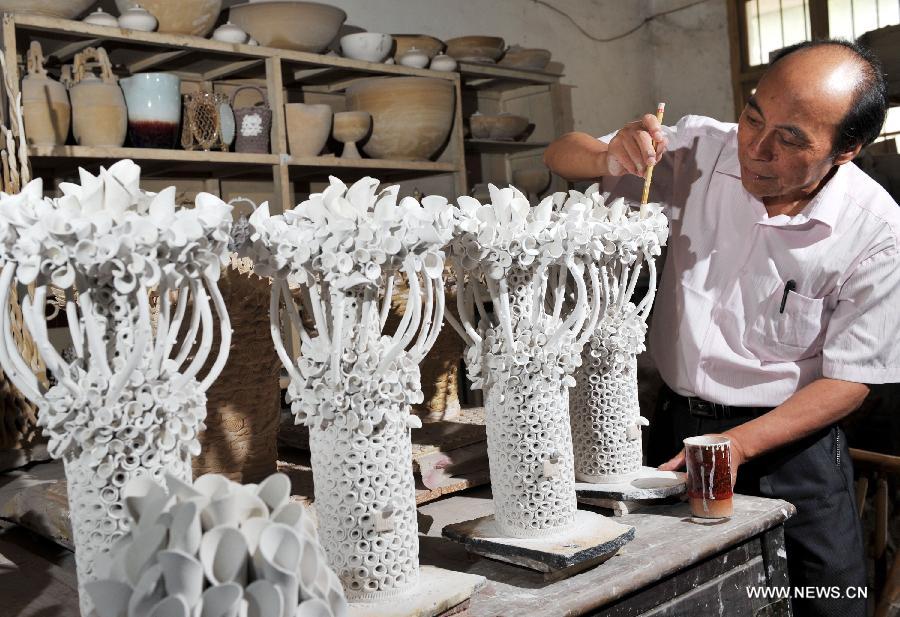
[229,1,347,52]
[0,0,94,18]
[340,33,393,63]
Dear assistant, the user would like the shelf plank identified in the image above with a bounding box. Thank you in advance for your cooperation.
[465,139,550,153]
[289,155,457,172]
[28,145,278,165]
[458,61,562,91]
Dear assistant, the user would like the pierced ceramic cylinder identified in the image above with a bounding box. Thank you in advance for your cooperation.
[308,408,419,600]
[477,268,578,537]
[248,176,452,603]
[570,308,646,483]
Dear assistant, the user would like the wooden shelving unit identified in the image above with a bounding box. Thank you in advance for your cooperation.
[459,62,571,196]
[0,12,473,211]
[1,13,572,208]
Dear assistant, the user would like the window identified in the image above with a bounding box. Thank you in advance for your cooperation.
[745,0,811,66]
[728,0,900,141]
[828,0,900,40]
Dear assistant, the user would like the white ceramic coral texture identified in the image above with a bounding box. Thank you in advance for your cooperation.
[0,160,235,615]
[565,186,669,483]
[85,473,348,617]
[245,177,452,600]
[446,185,615,537]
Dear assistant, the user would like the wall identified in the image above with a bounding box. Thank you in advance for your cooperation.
[219,0,653,137]
[648,0,737,125]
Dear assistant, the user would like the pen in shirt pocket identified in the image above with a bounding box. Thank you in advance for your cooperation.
[779,279,797,314]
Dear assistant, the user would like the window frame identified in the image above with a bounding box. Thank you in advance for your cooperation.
[727,0,830,119]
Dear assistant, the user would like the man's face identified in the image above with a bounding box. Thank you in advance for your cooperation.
[736,49,858,203]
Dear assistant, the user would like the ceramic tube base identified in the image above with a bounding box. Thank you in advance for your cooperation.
[442,510,634,578]
[574,466,687,502]
[347,565,485,617]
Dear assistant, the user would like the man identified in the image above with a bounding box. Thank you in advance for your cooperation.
[544,40,898,617]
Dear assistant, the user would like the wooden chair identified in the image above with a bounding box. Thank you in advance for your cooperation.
[850,448,900,617]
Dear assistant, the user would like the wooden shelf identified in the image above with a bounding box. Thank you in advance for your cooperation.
[27,145,278,179]
[465,139,550,153]
[458,61,563,91]
[2,12,469,208]
[288,156,457,183]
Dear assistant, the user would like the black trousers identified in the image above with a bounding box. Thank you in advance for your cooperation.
[647,387,868,617]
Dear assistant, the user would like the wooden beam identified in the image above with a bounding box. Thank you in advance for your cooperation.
[850,448,900,475]
[47,38,100,63]
[266,55,290,214]
[292,66,340,83]
[203,59,265,81]
[128,49,191,73]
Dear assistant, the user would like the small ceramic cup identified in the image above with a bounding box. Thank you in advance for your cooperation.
[683,435,733,518]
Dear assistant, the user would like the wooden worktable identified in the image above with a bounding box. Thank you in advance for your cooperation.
[419,488,795,617]
[0,464,795,617]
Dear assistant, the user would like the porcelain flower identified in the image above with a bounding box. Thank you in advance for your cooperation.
[87,473,348,617]
[245,176,453,290]
[0,160,233,292]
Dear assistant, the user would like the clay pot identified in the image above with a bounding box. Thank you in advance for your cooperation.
[346,77,454,161]
[469,113,529,140]
[285,103,332,157]
[117,5,157,31]
[229,1,346,52]
[445,36,505,63]
[499,46,552,70]
[83,9,119,27]
[332,111,370,159]
[212,22,248,44]
[21,42,70,147]
[429,53,457,72]
[512,166,551,198]
[340,33,393,63]
[0,0,93,18]
[69,48,127,148]
[115,0,223,37]
[120,73,182,148]
[398,47,429,69]
[391,34,445,62]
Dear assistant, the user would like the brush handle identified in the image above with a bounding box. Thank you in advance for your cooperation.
[640,103,666,216]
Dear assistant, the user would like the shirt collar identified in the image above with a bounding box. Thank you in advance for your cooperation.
[715,131,846,232]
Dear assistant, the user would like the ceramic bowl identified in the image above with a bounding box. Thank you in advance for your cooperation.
[446,36,505,63]
[0,0,93,18]
[499,46,552,70]
[114,0,222,36]
[391,34,445,61]
[512,167,551,196]
[340,33,393,63]
[229,1,347,52]
[346,76,455,160]
[469,113,529,140]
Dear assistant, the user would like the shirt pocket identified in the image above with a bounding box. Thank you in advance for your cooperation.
[743,282,827,363]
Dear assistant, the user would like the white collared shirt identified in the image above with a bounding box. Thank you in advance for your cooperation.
[601,115,900,406]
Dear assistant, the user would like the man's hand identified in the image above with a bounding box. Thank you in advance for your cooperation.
[607,114,668,177]
[658,432,747,488]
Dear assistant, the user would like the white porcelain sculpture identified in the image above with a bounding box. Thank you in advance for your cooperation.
[568,186,668,483]
[245,177,453,600]
[0,160,233,615]
[85,472,348,617]
[445,185,607,538]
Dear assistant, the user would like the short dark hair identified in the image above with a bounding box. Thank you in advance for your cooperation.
[771,39,888,158]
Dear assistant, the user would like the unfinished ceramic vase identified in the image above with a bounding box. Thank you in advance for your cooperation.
[245,177,453,600]
[21,41,70,147]
[85,472,347,617]
[568,186,669,483]
[446,185,606,538]
[69,47,127,148]
[0,160,233,615]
